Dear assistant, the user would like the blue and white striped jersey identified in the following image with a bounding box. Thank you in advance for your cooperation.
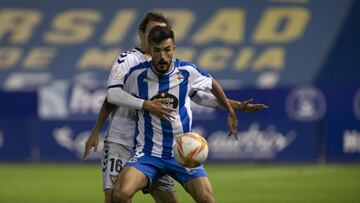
[123,59,213,158]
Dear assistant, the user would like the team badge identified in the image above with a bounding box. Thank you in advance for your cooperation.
[176,72,184,81]
[111,66,124,80]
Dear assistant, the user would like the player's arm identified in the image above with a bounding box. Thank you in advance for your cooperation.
[83,99,115,160]
[107,85,176,121]
[191,91,268,112]
[210,79,238,139]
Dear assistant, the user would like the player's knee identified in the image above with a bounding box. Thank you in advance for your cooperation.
[191,187,215,203]
[151,190,179,203]
[112,188,133,203]
[195,191,215,203]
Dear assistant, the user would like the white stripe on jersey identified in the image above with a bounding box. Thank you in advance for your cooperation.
[123,59,212,158]
[105,48,149,147]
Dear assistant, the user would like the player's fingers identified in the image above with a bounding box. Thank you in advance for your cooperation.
[154,98,168,104]
[242,98,253,104]
[94,141,98,152]
[83,145,90,160]
[163,106,177,113]
[162,111,176,121]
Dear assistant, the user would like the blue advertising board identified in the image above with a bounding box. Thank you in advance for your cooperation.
[322,86,360,162]
[0,0,353,89]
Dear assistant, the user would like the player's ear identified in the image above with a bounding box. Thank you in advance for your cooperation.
[173,45,176,50]
[138,30,145,41]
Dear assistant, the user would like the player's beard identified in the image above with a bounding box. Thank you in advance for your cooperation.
[155,60,171,74]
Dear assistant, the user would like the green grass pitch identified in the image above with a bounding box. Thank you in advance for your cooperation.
[0,163,359,203]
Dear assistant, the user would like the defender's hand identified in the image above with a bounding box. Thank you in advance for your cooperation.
[228,112,238,140]
[230,99,268,113]
[83,130,100,161]
[143,99,176,122]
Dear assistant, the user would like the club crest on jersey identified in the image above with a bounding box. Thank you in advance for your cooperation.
[151,93,179,109]
[176,72,184,81]
[111,66,124,80]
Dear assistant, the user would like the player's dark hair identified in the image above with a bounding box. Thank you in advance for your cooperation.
[138,12,171,32]
[148,26,175,45]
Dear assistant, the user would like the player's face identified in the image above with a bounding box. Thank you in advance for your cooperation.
[140,21,167,52]
[149,38,175,74]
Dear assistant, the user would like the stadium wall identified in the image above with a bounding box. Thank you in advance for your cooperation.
[0,0,359,163]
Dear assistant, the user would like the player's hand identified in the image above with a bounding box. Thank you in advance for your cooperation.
[228,111,238,140]
[82,130,100,161]
[229,99,268,113]
[143,99,176,122]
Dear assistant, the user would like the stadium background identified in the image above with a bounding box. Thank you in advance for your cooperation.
[0,0,360,202]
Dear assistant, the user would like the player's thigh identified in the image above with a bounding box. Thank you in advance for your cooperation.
[114,166,149,196]
[150,175,179,203]
[185,177,215,202]
[102,141,132,190]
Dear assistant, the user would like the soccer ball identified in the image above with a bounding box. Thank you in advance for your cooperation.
[173,132,209,168]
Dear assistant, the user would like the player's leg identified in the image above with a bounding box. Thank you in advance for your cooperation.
[150,175,179,203]
[112,153,159,203]
[164,158,215,203]
[104,189,113,203]
[185,176,215,203]
[102,141,133,203]
[112,166,148,203]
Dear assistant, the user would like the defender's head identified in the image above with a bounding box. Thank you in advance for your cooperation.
[138,12,171,52]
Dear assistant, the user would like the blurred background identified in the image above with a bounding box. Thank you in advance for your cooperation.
[0,0,360,202]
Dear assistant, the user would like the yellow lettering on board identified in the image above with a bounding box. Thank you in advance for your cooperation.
[159,9,194,42]
[253,47,284,71]
[23,47,57,69]
[253,8,310,43]
[0,47,22,69]
[192,9,245,44]
[77,48,120,69]
[0,9,41,44]
[101,10,136,45]
[45,10,101,44]
[197,47,233,71]
[234,47,255,71]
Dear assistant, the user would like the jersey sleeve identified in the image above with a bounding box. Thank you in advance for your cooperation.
[188,63,213,92]
[107,53,137,88]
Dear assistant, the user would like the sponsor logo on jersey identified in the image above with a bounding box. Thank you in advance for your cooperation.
[151,93,179,109]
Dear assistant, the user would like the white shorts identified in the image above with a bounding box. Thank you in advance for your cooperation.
[102,141,175,192]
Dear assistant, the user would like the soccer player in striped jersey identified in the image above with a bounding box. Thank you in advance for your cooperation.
[84,12,267,203]
[83,12,179,203]
[110,26,237,203]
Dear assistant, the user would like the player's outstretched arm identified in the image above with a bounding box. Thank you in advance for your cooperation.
[228,99,268,112]
[192,91,268,112]
[210,79,238,139]
[142,99,176,122]
[107,87,176,121]
[83,99,115,160]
